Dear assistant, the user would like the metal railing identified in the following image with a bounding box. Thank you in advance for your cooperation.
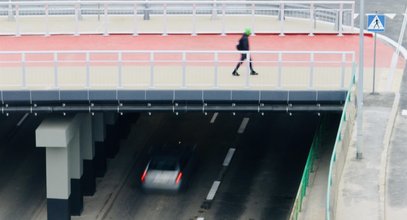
[0,50,355,90]
[326,69,357,220]
[289,116,323,220]
[0,1,355,36]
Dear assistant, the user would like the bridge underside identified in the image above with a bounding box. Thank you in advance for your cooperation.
[1,90,346,113]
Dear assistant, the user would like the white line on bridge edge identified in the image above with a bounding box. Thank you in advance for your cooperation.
[16,113,29,127]
[210,112,219,124]
[237,117,250,134]
[402,109,407,116]
[223,148,236,167]
[206,181,221,200]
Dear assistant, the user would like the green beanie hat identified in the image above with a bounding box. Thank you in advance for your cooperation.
[244,28,252,36]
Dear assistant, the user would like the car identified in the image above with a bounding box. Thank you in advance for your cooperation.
[140,142,197,192]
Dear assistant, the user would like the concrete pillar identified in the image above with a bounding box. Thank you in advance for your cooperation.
[36,116,78,220]
[104,113,119,158]
[92,113,107,177]
[69,115,83,216]
[78,113,96,196]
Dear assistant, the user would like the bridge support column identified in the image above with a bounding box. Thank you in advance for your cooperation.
[78,113,96,196]
[69,115,83,216]
[93,113,107,177]
[36,116,83,220]
[105,113,119,158]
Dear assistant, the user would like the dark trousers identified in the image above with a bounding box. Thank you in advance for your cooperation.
[234,53,254,72]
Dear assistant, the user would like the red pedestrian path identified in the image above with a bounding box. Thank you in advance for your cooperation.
[0,34,404,68]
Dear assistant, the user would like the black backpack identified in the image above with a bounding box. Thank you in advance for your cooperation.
[236,38,244,51]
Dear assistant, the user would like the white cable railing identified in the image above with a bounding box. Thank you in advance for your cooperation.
[0,1,355,36]
[0,50,355,90]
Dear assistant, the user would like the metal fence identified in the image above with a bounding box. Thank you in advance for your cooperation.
[0,50,355,90]
[326,72,357,220]
[289,116,323,220]
[0,1,355,36]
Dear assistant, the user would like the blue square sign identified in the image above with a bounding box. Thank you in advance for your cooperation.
[367,14,385,32]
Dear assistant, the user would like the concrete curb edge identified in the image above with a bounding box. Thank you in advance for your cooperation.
[379,92,400,220]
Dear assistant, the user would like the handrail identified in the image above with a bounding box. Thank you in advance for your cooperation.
[289,116,323,220]
[326,63,357,220]
[0,50,355,90]
[0,0,355,36]
[0,1,356,6]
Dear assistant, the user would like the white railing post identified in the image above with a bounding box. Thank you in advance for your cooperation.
[103,3,108,36]
[86,52,90,88]
[211,0,218,20]
[8,0,14,21]
[182,52,186,88]
[278,52,282,88]
[309,3,315,36]
[251,3,255,35]
[309,52,314,88]
[341,53,346,89]
[75,2,80,36]
[21,52,26,88]
[45,4,49,36]
[214,52,219,88]
[118,52,123,88]
[338,3,344,36]
[150,52,155,88]
[351,3,355,32]
[192,4,197,36]
[221,3,226,36]
[54,52,58,88]
[78,0,82,21]
[133,3,138,36]
[163,3,168,36]
[15,4,20,36]
[279,3,285,36]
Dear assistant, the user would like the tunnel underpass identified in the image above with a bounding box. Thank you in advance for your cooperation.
[0,110,340,220]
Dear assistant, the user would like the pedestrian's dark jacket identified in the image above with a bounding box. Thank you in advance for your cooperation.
[237,34,249,51]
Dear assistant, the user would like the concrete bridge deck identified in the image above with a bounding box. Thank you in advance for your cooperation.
[0,34,404,93]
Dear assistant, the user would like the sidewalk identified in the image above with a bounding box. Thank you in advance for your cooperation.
[336,93,396,220]
[385,68,407,220]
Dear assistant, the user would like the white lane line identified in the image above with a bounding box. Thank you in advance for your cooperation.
[402,109,407,116]
[237,117,250,134]
[197,218,205,220]
[16,113,29,127]
[206,181,221,200]
[210,112,218,124]
[223,148,236,167]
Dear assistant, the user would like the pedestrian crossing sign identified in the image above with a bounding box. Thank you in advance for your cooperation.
[367,14,385,32]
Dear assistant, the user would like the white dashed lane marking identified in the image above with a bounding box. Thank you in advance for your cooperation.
[206,181,221,201]
[237,117,250,134]
[223,148,236,167]
[210,112,218,124]
[402,109,407,116]
[16,113,29,127]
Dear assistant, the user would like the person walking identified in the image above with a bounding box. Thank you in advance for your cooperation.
[232,28,258,76]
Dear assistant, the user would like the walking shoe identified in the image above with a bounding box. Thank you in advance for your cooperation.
[250,71,258,75]
[232,71,240,76]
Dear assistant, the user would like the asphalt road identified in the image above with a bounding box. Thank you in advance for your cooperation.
[0,114,46,220]
[103,112,326,220]
[0,111,339,220]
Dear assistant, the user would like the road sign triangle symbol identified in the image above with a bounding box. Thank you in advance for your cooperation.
[368,15,384,30]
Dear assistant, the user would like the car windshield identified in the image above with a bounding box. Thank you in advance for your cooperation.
[149,157,178,171]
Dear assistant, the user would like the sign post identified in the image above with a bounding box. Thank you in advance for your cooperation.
[367,13,385,94]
